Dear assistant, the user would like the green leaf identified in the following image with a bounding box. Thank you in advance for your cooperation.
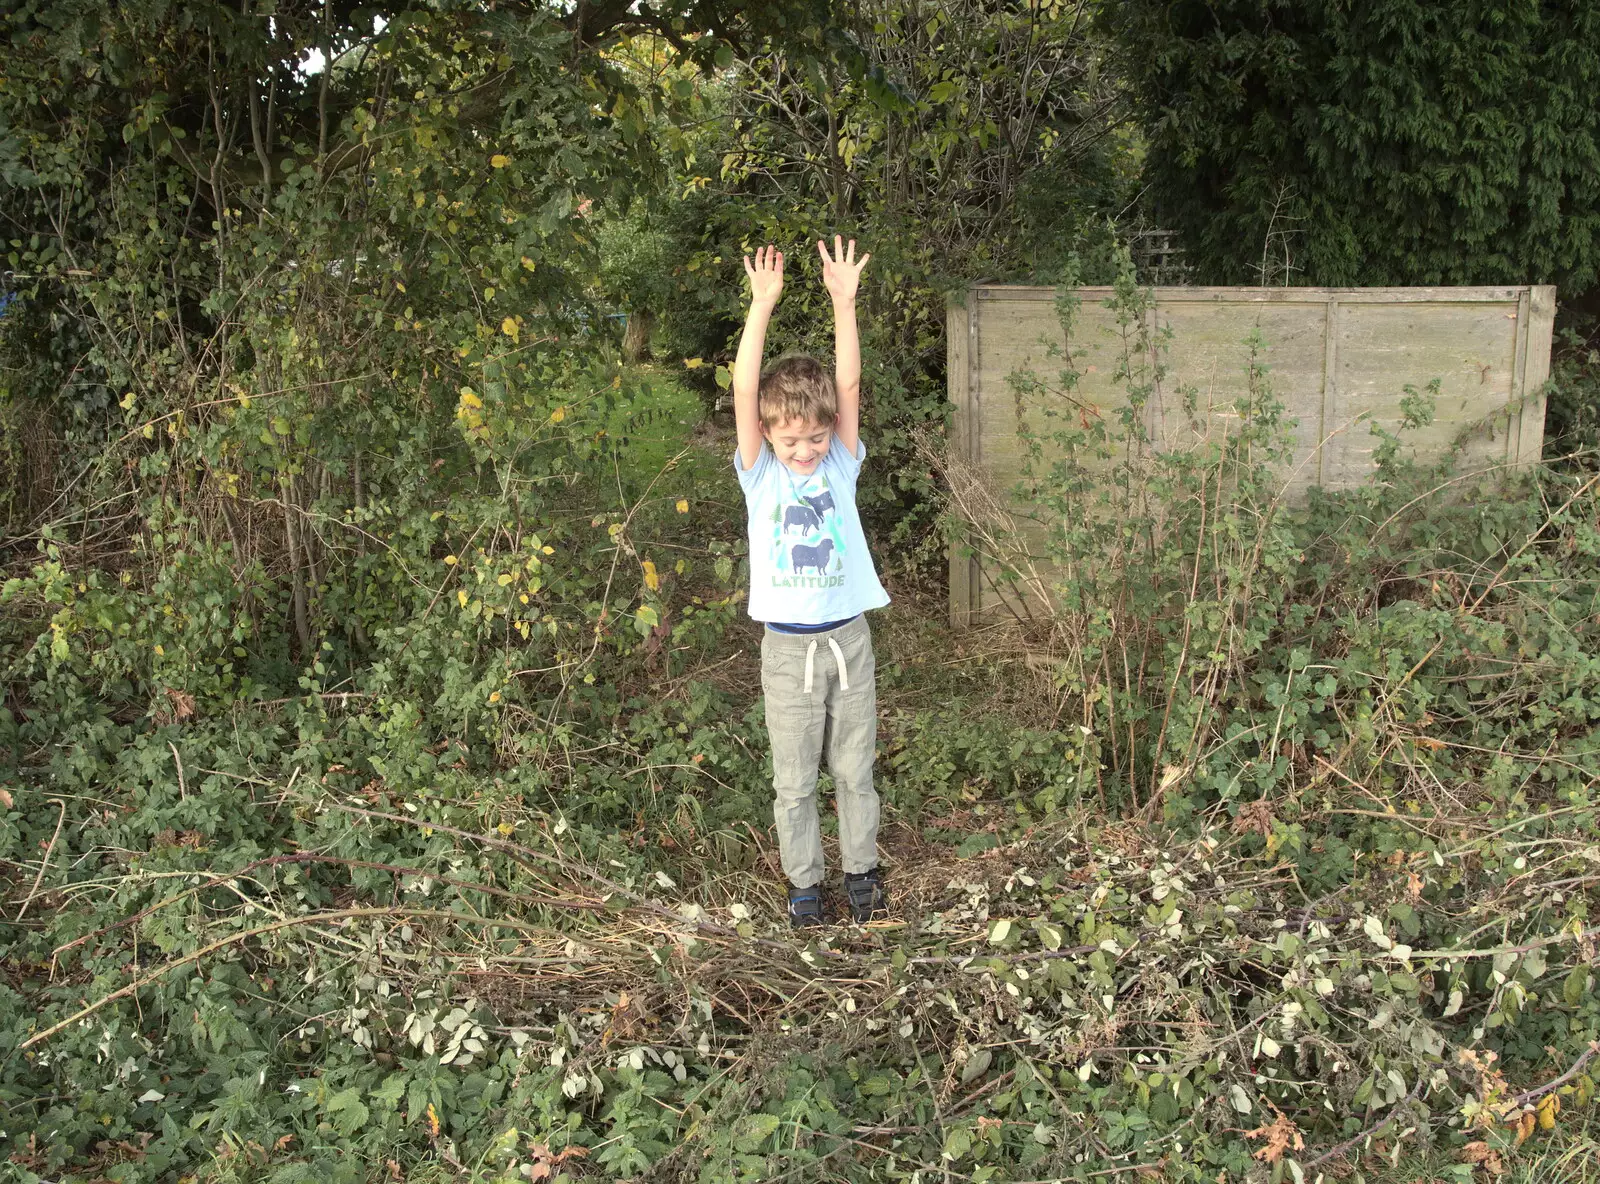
[733,1112,781,1153]
[960,1048,993,1084]
[955,831,999,857]
[1564,967,1589,1006]
[370,1073,407,1111]
[634,603,659,635]
[326,1087,370,1136]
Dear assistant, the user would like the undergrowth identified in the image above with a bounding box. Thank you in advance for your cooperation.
[2,271,1598,1181]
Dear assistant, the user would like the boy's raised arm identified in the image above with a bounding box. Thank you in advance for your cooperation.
[817,236,870,458]
[733,245,783,472]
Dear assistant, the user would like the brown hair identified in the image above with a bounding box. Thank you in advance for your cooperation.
[759,355,837,431]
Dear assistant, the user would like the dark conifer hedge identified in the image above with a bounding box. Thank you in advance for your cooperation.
[1105,0,1600,291]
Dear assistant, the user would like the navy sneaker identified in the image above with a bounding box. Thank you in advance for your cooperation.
[788,885,827,928]
[844,869,888,922]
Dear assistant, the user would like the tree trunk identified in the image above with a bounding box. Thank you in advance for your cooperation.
[621,309,654,363]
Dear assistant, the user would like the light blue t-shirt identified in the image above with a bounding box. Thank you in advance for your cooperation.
[734,435,891,624]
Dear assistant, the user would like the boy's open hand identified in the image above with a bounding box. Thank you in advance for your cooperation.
[817,236,870,303]
[743,244,784,307]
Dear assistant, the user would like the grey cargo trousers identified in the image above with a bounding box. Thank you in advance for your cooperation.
[760,614,880,890]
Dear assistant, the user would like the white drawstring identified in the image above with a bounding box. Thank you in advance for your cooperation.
[801,636,851,694]
[828,636,850,691]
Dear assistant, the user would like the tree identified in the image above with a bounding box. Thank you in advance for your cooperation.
[0,0,675,686]
[1103,0,1600,291]
[647,0,1131,535]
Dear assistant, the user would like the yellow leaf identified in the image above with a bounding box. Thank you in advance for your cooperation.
[458,388,483,409]
[120,391,136,410]
[490,154,510,168]
[497,573,515,586]
[500,316,519,342]
[676,499,689,514]
[444,555,459,565]
[642,559,660,592]
[153,644,164,656]
[1538,1094,1559,1130]
[542,545,554,554]
[395,281,406,292]
[520,256,535,270]
[519,593,529,604]
[458,589,469,607]
[489,692,502,704]
[1514,1111,1535,1145]
[549,406,565,423]
[496,820,515,834]
[683,357,703,369]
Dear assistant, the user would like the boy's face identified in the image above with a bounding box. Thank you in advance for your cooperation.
[763,416,834,477]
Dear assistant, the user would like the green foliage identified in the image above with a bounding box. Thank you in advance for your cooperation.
[625,0,1133,567]
[969,250,1600,829]
[1104,0,1600,290]
[4,4,1600,1182]
[594,204,675,322]
[0,0,748,737]
[1545,320,1600,459]
[0,722,1595,1181]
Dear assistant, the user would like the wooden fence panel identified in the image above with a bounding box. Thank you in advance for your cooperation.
[949,285,1557,625]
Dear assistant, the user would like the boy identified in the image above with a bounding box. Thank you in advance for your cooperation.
[732,237,890,928]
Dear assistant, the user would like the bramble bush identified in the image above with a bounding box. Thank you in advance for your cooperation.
[929,252,1600,1174]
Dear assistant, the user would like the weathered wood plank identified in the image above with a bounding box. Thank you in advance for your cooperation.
[947,293,973,626]
[1329,300,1520,486]
[974,285,1534,303]
[1518,286,1557,466]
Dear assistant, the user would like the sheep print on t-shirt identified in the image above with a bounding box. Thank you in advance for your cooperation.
[733,435,890,625]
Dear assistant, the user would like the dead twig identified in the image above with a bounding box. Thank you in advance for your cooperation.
[16,798,67,921]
